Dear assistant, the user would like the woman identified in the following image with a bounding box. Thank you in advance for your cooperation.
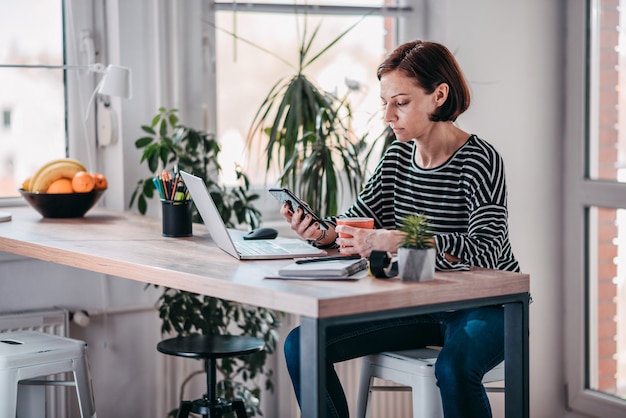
[280,40,520,418]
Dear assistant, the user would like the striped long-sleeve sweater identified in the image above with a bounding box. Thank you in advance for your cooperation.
[337,134,520,273]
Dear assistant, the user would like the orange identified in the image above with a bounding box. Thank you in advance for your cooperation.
[47,178,74,194]
[72,171,95,193]
[90,172,108,190]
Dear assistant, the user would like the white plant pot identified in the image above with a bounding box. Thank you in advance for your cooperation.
[398,247,436,282]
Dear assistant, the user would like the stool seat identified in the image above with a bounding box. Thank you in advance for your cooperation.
[0,330,96,418]
[157,333,264,418]
[0,331,85,369]
[157,334,265,359]
[357,348,504,418]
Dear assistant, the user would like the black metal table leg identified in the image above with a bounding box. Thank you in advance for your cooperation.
[504,297,530,418]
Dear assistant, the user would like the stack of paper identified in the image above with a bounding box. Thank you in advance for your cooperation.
[274,258,368,280]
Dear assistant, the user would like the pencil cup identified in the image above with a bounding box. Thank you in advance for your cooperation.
[161,199,193,237]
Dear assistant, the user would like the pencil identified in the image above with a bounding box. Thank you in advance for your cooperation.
[171,174,179,201]
[161,171,170,200]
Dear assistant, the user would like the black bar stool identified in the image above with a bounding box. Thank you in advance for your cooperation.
[157,333,265,418]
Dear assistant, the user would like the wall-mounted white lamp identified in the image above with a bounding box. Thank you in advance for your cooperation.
[71,63,132,122]
[96,64,132,99]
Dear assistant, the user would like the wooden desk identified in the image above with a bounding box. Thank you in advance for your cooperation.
[0,207,530,418]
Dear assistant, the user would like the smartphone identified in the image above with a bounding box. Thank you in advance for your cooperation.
[268,187,328,230]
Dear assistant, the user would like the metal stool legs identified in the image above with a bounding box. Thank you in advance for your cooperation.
[0,331,96,418]
[175,358,247,418]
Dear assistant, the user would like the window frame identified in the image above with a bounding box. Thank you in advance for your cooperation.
[564,1,626,415]
[212,1,412,16]
[65,1,100,178]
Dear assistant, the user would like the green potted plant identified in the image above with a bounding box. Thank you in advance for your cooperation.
[398,213,436,282]
[131,108,211,217]
[129,107,262,229]
[130,108,278,417]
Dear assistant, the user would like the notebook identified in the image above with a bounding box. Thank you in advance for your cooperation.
[278,258,368,278]
[266,257,369,281]
[179,170,326,260]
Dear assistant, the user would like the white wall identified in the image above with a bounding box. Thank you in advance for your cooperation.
[0,0,572,416]
[434,1,565,416]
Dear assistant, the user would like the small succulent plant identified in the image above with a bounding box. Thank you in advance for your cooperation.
[399,213,433,249]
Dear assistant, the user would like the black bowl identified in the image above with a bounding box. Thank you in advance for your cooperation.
[19,188,106,218]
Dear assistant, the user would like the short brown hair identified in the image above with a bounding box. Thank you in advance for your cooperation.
[377,40,470,122]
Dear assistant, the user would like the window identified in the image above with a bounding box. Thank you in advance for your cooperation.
[0,0,66,198]
[565,1,626,415]
[213,1,399,186]
[0,0,98,201]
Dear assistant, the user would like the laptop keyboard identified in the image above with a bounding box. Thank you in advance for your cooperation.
[236,240,290,256]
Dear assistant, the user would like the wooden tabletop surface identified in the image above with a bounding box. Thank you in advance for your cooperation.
[0,206,529,318]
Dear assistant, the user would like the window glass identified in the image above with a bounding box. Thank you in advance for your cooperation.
[215,7,393,185]
[0,0,66,197]
[588,0,626,183]
[587,207,626,399]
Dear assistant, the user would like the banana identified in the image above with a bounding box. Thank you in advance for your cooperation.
[21,177,31,191]
[29,158,86,187]
[27,158,85,192]
[29,158,87,193]
[30,162,82,193]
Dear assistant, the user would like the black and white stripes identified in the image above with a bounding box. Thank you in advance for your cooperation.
[339,135,520,272]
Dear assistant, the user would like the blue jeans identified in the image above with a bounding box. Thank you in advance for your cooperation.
[283,306,504,418]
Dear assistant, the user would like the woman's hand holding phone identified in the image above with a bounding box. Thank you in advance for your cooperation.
[269,188,328,230]
[271,188,332,243]
[280,205,320,240]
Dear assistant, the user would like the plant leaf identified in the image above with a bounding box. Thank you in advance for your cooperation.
[135,136,154,148]
[302,15,368,70]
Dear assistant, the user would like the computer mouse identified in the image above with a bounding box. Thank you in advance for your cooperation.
[243,227,279,240]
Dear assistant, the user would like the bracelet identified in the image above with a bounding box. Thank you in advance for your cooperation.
[311,228,327,245]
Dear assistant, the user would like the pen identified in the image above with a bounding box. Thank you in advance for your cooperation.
[152,177,164,199]
[295,254,362,264]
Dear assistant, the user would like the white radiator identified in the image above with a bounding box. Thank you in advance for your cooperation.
[0,308,70,418]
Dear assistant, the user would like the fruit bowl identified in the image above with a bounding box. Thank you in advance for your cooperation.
[19,188,106,218]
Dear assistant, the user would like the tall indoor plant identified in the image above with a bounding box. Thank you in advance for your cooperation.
[245,17,370,216]
[130,108,278,417]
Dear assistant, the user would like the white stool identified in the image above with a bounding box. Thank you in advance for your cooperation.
[356,348,504,418]
[0,330,97,418]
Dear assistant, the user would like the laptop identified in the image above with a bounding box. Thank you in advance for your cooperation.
[179,170,326,260]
